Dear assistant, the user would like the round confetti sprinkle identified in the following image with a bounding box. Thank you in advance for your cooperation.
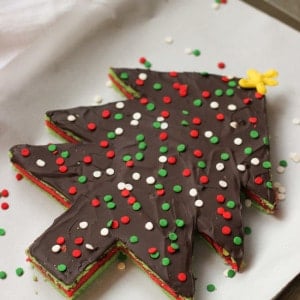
[57,264,67,272]
[16,267,24,276]
[233,236,243,245]
[79,221,88,229]
[1,202,9,210]
[224,269,236,278]
[244,226,252,235]
[177,272,187,282]
[192,49,201,56]
[36,159,46,167]
[100,228,109,236]
[145,222,154,231]
[194,199,204,207]
[0,271,7,279]
[129,235,139,243]
[206,283,216,292]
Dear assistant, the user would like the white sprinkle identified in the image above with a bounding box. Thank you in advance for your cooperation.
[93,170,102,178]
[189,188,198,197]
[146,176,156,185]
[100,228,109,236]
[278,185,286,193]
[51,245,61,253]
[244,199,252,208]
[117,182,126,190]
[216,162,225,171]
[145,221,154,230]
[115,127,124,135]
[132,172,141,181]
[94,95,103,103]
[210,101,219,109]
[212,3,220,9]
[130,120,139,126]
[115,101,125,109]
[292,117,300,125]
[184,47,193,55]
[194,199,204,207]
[85,243,95,250]
[237,164,246,172]
[276,166,285,174]
[251,158,260,166]
[106,168,115,176]
[79,221,88,229]
[204,131,213,138]
[157,116,165,122]
[36,159,46,167]
[158,155,167,163]
[230,121,238,129]
[138,73,148,80]
[106,80,113,88]
[227,104,237,111]
[133,112,142,120]
[290,152,300,162]
[273,181,282,188]
[125,183,133,191]
[219,180,228,188]
[234,137,243,145]
[160,122,168,130]
[67,114,76,122]
[164,36,174,44]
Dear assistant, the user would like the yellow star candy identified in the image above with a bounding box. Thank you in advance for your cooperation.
[239,69,279,95]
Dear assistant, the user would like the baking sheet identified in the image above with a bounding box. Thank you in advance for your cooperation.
[0,0,300,299]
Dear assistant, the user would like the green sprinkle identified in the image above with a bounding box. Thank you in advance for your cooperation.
[173,185,182,193]
[158,169,168,177]
[263,136,269,145]
[0,228,6,236]
[159,219,168,227]
[132,202,142,211]
[161,203,171,211]
[135,152,144,161]
[78,175,87,184]
[155,183,164,190]
[233,236,243,245]
[47,144,57,152]
[228,80,237,87]
[138,142,147,150]
[279,160,288,167]
[175,219,185,228]
[206,283,216,292]
[107,202,116,209]
[144,61,152,69]
[250,130,259,139]
[193,99,202,107]
[181,120,189,126]
[221,152,230,161]
[227,269,236,278]
[61,150,70,158]
[210,136,219,144]
[177,144,186,152]
[153,82,162,90]
[159,146,168,154]
[114,113,124,120]
[150,252,160,259]
[197,160,206,169]
[192,49,201,56]
[244,226,252,235]
[182,110,189,115]
[161,257,171,266]
[152,121,161,129]
[103,194,113,202]
[168,232,178,241]
[146,103,156,111]
[215,89,223,96]
[266,181,273,189]
[122,154,132,162]
[129,235,139,243]
[226,200,236,209]
[106,220,113,228]
[170,242,179,250]
[244,147,253,155]
[262,161,272,169]
[136,134,145,142]
[120,72,129,80]
[226,88,234,96]
[0,271,7,279]
[57,264,67,272]
[107,131,116,139]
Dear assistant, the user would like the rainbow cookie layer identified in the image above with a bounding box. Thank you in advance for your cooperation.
[9,68,277,299]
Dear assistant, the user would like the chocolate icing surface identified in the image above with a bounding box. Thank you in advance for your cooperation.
[10,69,276,298]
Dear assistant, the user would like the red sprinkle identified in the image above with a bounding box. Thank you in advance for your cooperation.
[169,71,178,77]
[148,247,158,254]
[72,249,82,258]
[159,132,168,141]
[1,189,9,197]
[217,207,225,215]
[190,129,199,138]
[160,111,170,118]
[87,122,97,131]
[254,176,264,185]
[56,236,65,245]
[140,97,149,105]
[177,272,187,282]
[139,57,147,64]
[120,216,130,224]
[91,198,100,207]
[55,157,65,166]
[21,148,30,157]
[193,149,203,158]
[59,165,68,173]
[223,211,232,220]
[167,156,177,165]
[83,155,92,164]
[127,196,136,205]
[68,186,77,195]
[1,202,9,210]
[99,140,109,148]
[135,79,144,86]
[162,96,172,104]
[216,113,225,121]
[102,109,111,119]
[199,175,209,184]
[106,150,115,159]
[16,173,24,181]
[74,237,84,245]
[182,169,191,177]
[216,194,225,203]
[202,90,211,99]
[222,226,232,235]
[217,62,226,69]
[126,160,134,168]
[192,117,201,125]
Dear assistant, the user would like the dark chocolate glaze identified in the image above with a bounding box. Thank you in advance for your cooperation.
[10,69,276,298]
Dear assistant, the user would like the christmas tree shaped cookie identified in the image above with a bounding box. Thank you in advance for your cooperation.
[10,68,278,299]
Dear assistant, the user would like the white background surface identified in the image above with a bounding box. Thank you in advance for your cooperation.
[0,0,299,299]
